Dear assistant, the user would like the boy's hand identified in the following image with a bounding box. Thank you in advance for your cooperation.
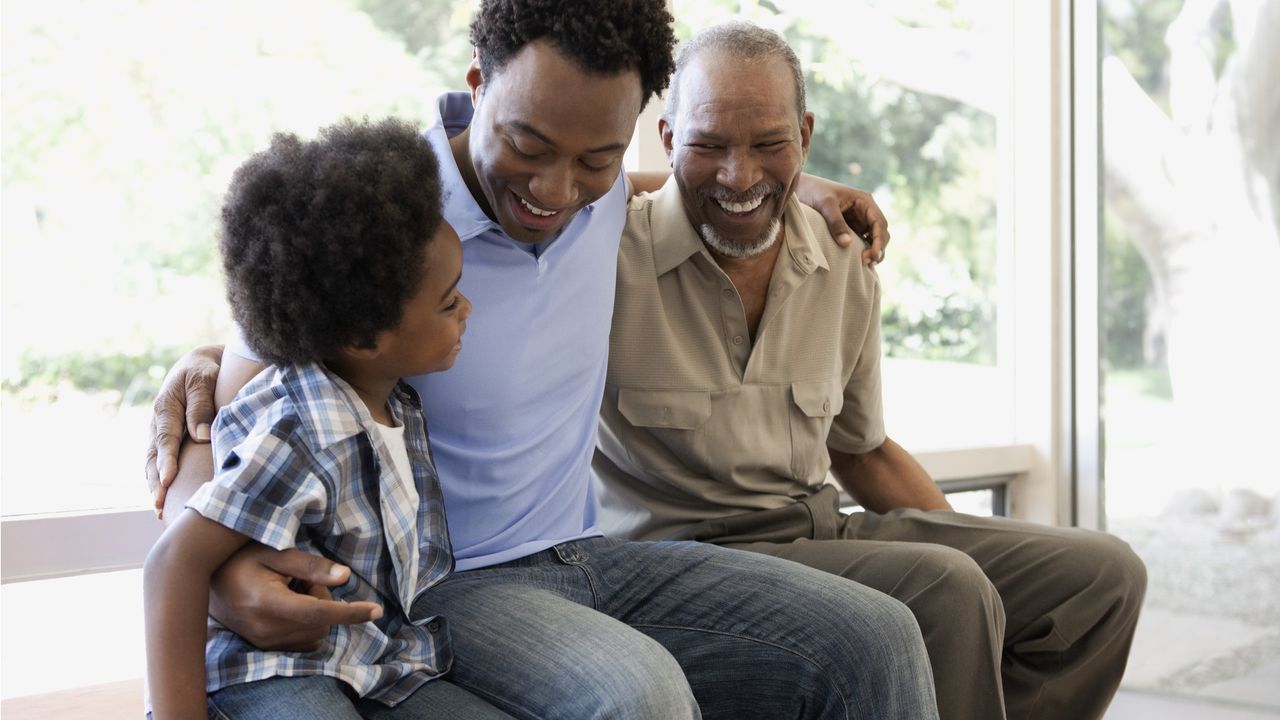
[210,544,383,652]
[795,174,891,267]
[146,345,224,516]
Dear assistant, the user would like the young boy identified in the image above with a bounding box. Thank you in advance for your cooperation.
[143,117,474,719]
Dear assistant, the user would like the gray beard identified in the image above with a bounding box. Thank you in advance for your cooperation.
[700,218,782,259]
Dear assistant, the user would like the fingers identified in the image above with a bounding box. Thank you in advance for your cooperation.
[860,223,891,267]
[816,197,857,249]
[253,546,352,588]
[283,594,383,627]
[149,389,185,496]
[183,361,219,442]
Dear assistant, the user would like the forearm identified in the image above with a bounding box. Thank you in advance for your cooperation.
[144,514,247,718]
[829,437,951,513]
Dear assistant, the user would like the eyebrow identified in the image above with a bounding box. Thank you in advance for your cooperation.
[440,272,462,303]
[510,121,627,154]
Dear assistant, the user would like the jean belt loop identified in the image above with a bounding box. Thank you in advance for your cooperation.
[552,541,586,564]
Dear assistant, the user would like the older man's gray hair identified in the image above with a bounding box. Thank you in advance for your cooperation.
[663,20,807,123]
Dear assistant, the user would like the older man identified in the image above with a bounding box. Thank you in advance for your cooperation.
[595,21,1147,720]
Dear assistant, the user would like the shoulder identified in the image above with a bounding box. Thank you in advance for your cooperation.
[214,365,362,461]
[793,201,881,297]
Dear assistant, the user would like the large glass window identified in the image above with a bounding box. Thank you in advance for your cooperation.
[1,0,479,518]
[674,0,1016,451]
[1099,0,1280,710]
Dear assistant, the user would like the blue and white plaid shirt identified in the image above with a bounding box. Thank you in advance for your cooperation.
[188,362,454,706]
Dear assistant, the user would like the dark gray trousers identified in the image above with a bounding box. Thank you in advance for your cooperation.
[674,485,1147,720]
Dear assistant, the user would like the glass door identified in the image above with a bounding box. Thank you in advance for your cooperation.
[1097,0,1280,710]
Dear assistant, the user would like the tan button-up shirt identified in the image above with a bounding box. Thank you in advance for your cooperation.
[594,178,886,540]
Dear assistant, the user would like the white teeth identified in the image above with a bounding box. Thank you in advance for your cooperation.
[716,196,765,214]
[520,197,558,217]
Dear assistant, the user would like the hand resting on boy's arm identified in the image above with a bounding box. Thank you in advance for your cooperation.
[146,345,382,651]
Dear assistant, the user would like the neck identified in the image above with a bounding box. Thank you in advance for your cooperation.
[323,359,398,426]
[449,127,494,221]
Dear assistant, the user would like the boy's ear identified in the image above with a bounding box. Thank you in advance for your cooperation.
[340,336,385,362]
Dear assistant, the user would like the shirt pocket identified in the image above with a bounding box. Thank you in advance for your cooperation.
[618,388,712,475]
[789,380,844,480]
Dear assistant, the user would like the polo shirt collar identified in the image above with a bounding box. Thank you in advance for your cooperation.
[649,177,830,276]
[430,92,502,243]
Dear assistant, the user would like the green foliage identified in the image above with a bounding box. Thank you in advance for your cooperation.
[3,0,461,399]
[4,348,182,407]
[1102,210,1157,370]
[777,7,999,364]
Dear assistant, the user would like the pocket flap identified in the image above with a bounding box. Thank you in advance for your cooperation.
[791,380,844,418]
[618,389,712,429]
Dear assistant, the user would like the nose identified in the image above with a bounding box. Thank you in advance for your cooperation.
[528,161,578,210]
[458,291,473,323]
[716,147,762,193]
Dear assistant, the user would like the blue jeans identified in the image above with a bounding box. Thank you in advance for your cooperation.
[205,674,513,719]
[414,537,938,720]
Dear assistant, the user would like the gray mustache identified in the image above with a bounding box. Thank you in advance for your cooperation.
[704,183,784,204]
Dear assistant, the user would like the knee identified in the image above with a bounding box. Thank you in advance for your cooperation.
[573,636,698,720]
[900,546,1004,628]
[1086,532,1148,611]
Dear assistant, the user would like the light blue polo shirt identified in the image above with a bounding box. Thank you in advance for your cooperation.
[412,94,622,569]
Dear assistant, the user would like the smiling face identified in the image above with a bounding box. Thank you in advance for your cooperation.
[662,50,813,258]
[458,39,644,244]
[375,221,471,376]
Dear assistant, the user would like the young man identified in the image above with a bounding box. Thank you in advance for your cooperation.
[596,22,1147,720]
[145,3,938,718]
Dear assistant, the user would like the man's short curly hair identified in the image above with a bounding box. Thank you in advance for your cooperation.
[220,117,444,366]
[469,0,676,109]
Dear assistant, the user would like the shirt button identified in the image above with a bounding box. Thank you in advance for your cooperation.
[427,621,441,633]
[732,335,744,345]
[722,288,734,299]
[823,400,831,412]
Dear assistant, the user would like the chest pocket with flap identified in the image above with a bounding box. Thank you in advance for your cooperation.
[617,388,712,475]
[789,380,844,479]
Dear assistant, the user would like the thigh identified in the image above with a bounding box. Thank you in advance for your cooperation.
[207,675,360,720]
[575,537,937,720]
[842,509,1144,630]
[417,571,697,720]
[358,678,515,720]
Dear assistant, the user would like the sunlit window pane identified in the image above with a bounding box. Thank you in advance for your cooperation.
[1100,0,1280,710]
[1,0,478,516]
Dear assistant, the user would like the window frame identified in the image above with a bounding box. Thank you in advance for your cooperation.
[3,0,1089,584]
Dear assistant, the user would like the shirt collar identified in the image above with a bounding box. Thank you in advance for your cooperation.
[780,193,830,274]
[647,177,830,276]
[428,92,501,243]
[649,177,714,276]
[428,92,607,251]
[283,363,418,449]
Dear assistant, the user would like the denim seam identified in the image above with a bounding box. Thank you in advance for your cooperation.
[631,623,849,720]
[205,696,234,720]
[444,677,541,719]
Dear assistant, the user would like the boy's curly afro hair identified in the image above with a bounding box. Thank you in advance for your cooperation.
[469,0,676,109]
[219,117,444,366]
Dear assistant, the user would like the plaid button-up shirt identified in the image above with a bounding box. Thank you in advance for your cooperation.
[188,362,454,706]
